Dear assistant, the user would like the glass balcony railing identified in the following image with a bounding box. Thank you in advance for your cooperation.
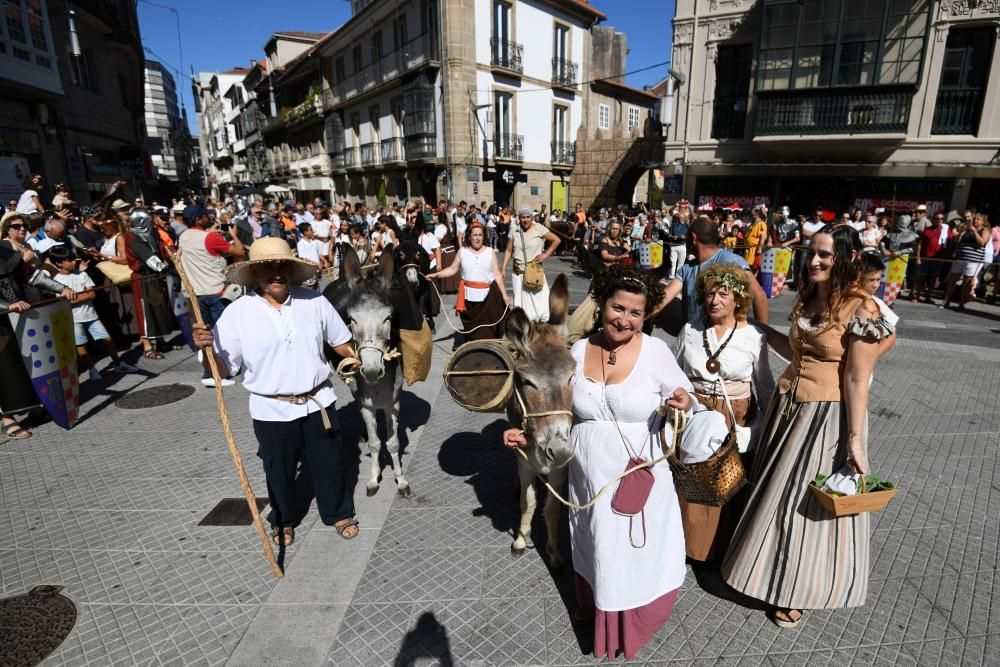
[328,31,438,108]
[754,87,914,136]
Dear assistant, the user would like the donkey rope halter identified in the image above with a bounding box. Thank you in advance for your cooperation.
[335,344,402,385]
[513,405,688,512]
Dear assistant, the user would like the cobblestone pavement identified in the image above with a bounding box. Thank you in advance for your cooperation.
[1,256,997,666]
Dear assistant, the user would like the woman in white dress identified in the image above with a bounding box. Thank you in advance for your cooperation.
[501,207,560,322]
[427,222,508,341]
[674,263,774,562]
[505,264,694,660]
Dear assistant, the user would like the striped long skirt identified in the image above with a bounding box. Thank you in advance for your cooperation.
[721,392,869,609]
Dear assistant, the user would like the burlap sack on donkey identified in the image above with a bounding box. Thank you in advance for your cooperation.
[399,320,432,385]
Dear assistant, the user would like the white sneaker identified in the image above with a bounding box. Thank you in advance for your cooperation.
[201,377,236,388]
[88,367,102,382]
[110,362,139,373]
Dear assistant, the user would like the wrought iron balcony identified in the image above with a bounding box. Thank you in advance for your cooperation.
[551,58,578,89]
[494,133,524,161]
[490,38,523,75]
[931,88,984,135]
[343,146,361,169]
[381,137,405,163]
[754,87,914,136]
[330,151,346,171]
[551,141,575,166]
[360,142,381,167]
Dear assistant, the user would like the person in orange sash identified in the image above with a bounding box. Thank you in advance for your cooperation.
[427,222,508,341]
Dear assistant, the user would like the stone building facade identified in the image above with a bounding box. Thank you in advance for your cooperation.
[665,0,1000,217]
[0,0,145,205]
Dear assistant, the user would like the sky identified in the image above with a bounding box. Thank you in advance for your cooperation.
[137,0,676,135]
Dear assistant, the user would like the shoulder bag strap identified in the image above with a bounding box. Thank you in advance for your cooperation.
[516,224,531,271]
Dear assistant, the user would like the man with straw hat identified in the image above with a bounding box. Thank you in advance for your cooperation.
[192,237,361,544]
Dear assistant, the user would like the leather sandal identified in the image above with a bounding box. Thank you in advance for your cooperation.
[769,608,803,629]
[270,526,294,546]
[2,422,32,440]
[334,518,359,540]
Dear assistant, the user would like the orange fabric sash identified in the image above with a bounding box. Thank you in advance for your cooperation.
[455,280,491,314]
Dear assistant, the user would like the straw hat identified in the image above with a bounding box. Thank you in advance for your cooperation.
[225,237,318,286]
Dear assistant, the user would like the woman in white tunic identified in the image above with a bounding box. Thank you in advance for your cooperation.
[567,264,693,660]
[501,207,560,322]
[673,263,774,561]
[427,222,508,341]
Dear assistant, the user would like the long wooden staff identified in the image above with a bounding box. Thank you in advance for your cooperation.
[170,253,283,578]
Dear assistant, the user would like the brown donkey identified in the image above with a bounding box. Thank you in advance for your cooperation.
[505,274,576,567]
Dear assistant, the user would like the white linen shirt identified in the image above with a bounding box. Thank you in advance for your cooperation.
[212,287,352,422]
[673,322,775,401]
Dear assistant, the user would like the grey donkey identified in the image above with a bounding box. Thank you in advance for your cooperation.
[325,247,411,498]
[505,274,576,567]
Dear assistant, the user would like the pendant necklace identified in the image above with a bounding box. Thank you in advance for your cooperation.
[602,330,629,366]
[702,325,736,374]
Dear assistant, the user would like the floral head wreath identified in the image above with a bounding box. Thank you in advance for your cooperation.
[697,271,747,303]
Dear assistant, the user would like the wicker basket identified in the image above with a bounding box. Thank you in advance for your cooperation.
[660,410,746,507]
[809,478,896,517]
[443,339,517,413]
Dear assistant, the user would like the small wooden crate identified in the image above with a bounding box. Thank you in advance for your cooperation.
[809,483,896,517]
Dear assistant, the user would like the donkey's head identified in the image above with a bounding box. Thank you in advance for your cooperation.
[340,246,395,384]
[393,240,429,288]
[505,274,575,475]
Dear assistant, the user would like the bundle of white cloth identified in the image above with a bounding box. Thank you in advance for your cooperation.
[676,410,731,464]
[821,466,860,496]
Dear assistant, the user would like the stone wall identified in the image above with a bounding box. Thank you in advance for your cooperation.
[572,125,664,209]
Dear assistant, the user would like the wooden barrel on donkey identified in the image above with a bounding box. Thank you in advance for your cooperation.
[443,339,517,413]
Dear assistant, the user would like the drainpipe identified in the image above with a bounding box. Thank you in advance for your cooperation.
[437,0,453,202]
[681,0,699,186]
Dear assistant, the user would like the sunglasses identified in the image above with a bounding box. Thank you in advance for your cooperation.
[8,223,24,229]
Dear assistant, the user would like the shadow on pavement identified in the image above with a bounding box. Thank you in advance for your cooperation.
[437,419,591,654]
[339,389,431,497]
[393,612,454,667]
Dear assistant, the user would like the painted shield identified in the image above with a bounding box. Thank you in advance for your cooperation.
[875,255,908,306]
[758,248,794,298]
[167,275,195,351]
[638,242,663,270]
[9,301,79,430]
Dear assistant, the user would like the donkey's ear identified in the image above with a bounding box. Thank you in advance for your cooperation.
[548,274,570,327]
[376,247,394,290]
[339,244,363,285]
[505,308,533,358]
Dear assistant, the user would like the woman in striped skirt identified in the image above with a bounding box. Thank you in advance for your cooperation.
[721,224,893,628]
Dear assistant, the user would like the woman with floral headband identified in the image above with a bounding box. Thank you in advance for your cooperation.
[673,263,774,562]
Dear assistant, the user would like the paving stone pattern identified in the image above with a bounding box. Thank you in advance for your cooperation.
[0,256,996,665]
